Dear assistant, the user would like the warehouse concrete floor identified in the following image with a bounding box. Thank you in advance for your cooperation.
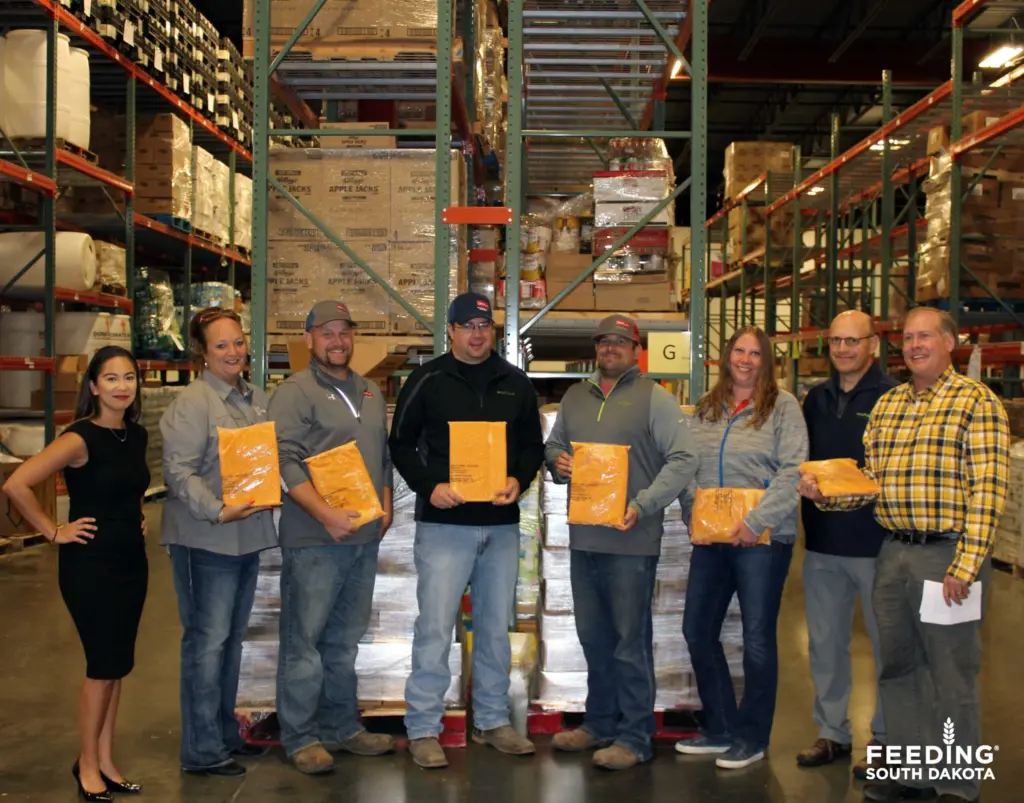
[1,503,1023,802]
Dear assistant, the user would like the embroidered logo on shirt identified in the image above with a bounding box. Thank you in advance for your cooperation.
[363,391,373,397]
[497,390,516,396]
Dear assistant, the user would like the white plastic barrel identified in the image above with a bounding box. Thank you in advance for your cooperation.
[3,29,73,142]
[0,231,97,295]
[67,47,90,150]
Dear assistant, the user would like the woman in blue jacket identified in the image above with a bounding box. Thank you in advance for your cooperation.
[674,325,809,769]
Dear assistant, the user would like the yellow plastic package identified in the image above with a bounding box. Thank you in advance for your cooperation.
[449,421,507,502]
[218,421,282,507]
[800,458,880,497]
[567,442,630,527]
[305,441,384,525]
[691,488,770,544]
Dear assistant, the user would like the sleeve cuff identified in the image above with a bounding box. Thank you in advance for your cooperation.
[949,556,981,584]
[281,463,310,492]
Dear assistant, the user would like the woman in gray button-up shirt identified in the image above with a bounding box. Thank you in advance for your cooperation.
[160,307,277,776]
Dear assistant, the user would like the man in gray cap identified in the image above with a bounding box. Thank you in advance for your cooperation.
[267,300,395,775]
[544,314,698,770]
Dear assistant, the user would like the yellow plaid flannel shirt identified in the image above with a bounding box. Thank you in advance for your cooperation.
[819,366,1009,583]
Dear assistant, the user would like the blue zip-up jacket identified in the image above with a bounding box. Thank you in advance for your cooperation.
[678,390,809,543]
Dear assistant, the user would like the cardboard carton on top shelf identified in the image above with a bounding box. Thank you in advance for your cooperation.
[545,279,596,311]
[595,280,676,312]
[317,122,397,150]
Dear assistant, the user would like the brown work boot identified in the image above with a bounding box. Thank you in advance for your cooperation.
[854,739,887,780]
[328,730,396,756]
[797,738,852,767]
[471,725,536,756]
[291,744,334,775]
[409,737,448,769]
[552,728,611,753]
[593,744,643,771]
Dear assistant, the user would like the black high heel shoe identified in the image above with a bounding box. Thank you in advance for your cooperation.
[72,761,113,802]
[99,771,142,795]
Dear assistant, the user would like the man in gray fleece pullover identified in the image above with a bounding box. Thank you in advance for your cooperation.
[544,314,698,770]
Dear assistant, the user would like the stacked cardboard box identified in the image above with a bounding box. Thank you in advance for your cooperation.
[192,146,231,243]
[722,142,795,257]
[267,148,466,335]
[134,114,193,221]
[916,153,1024,302]
[139,386,185,489]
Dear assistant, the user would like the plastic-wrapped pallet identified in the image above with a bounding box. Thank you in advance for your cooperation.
[192,146,231,243]
[516,479,541,621]
[140,385,185,489]
[191,282,235,311]
[234,173,253,251]
[134,267,184,357]
[134,113,193,221]
[237,413,465,711]
[93,241,127,292]
[993,442,1024,566]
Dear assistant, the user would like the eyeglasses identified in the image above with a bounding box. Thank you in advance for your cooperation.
[454,322,492,333]
[827,336,873,348]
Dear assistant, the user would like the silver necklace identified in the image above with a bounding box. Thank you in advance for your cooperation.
[107,427,127,443]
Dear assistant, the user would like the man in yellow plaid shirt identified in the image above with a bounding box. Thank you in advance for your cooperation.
[799,306,1009,803]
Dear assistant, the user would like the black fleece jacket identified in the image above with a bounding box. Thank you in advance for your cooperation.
[389,351,545,526]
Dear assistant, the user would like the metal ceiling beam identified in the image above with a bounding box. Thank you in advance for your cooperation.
[738,0,785,61]
[828,0,888,63]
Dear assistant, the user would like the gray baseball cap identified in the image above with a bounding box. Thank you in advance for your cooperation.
[305,300,358,331]
[593,314,641,344]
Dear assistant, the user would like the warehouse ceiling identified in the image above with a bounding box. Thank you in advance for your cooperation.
[200,0,1014,224]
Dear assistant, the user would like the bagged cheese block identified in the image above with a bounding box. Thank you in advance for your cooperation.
[567,442,630,527]
[449,421,507,502]
[217,421,281,507]
[305,440,383,525]
[800,458,880,497]
[691,487,770,544]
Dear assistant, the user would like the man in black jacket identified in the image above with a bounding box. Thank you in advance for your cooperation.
[796,310,897,775]
[389,292,545,769]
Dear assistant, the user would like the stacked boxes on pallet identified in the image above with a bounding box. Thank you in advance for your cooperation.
[917,122,1024,303]
[531,406,743,712]
[241,0,448,59]
[192,146,231,244]
[266,148,466,336]
[134,114,193,221]
[238,418,465,710]
[993,441,1024,568]
[217,38,254,150]
[139,386,185,489]
[721,142,795,259]
[234,173,254,252]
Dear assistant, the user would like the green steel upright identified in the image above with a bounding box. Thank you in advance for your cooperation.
[433,0,455,356]
[689,0,708,401]
[503,0,524,363]
[251,0,271,390]
[880,71,894,367]
[42,18,58,444]
[949,22,965,329]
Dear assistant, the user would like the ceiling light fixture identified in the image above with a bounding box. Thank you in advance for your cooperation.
[979,45,1023,70]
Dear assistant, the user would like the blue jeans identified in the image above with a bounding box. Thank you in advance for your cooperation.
[682,541,793,752]
[169,545,260,770]
[276,542,380,757]
[404,522,519,740]
[571,550,659,761]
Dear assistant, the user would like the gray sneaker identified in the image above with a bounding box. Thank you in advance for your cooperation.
[472,725,536,756]
[409,737,449,769]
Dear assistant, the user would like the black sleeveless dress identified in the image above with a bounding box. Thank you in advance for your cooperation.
[59,419,150,680]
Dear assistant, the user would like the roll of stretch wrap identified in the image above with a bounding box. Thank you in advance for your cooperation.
[0,232,97,295]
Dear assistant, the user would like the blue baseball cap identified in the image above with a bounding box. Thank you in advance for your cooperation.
[448,292,493,326]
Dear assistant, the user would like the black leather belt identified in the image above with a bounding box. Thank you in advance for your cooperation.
[888,530,959,545]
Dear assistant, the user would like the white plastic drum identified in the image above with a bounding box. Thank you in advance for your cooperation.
[0,231,97,296]
[67,47,90,150]
[3,29,73,141]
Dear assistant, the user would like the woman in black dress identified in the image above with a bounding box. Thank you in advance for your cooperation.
[2,346,149,802]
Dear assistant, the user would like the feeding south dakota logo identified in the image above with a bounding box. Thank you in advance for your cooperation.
[865,718,998,783]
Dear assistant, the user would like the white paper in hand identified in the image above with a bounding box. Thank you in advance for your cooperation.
[919,579,982,625]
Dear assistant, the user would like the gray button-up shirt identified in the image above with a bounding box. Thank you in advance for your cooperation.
[159,371,278,556]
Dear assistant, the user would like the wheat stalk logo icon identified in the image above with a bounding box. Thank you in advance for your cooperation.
[944,718,956,746]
